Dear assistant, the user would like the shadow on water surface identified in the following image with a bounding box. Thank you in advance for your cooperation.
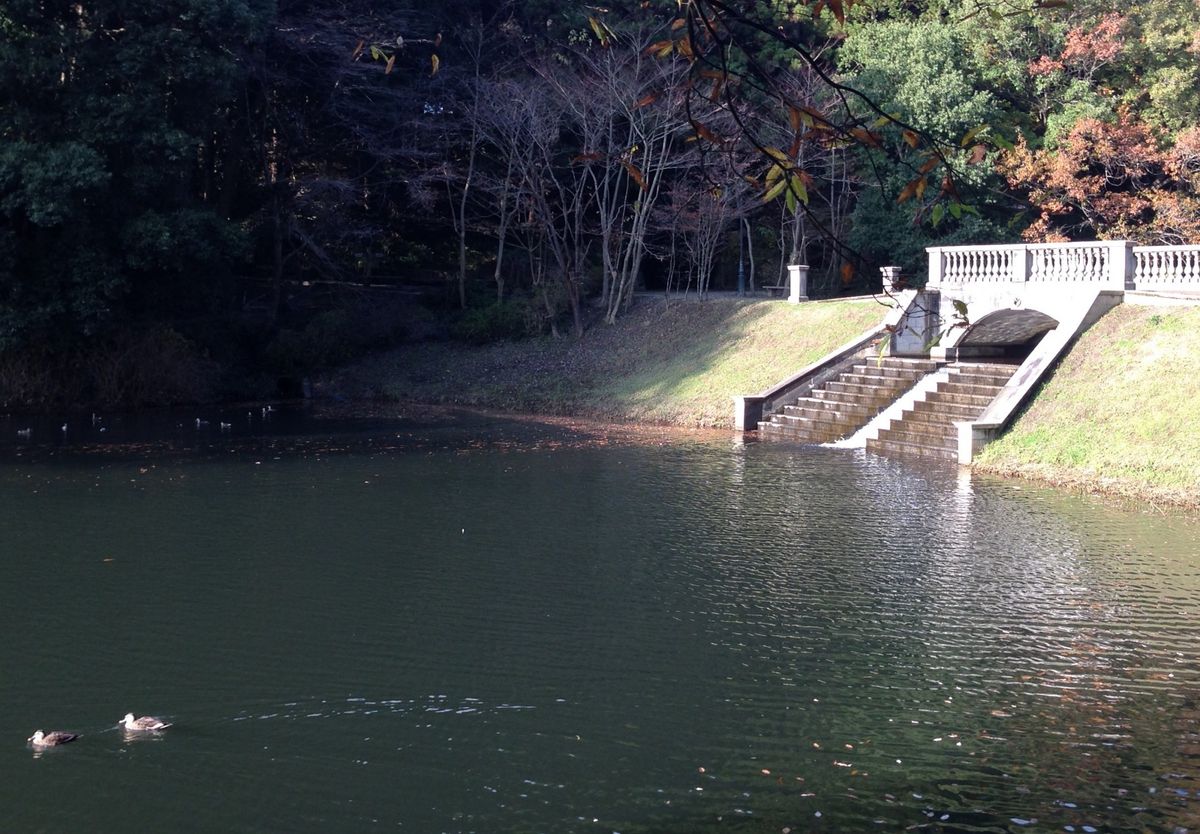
[0,402,733,467]
[0,413,1198,834]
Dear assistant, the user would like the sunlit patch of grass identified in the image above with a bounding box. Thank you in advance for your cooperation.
[976,304,1200,507]
[332,298,885,429]
[595,300,883,425]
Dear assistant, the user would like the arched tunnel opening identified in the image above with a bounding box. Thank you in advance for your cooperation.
[955,308,1059,362]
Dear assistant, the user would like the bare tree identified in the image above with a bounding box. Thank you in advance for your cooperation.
[670,173,757,298]
[502,72,595,337]
[541,31,693,324]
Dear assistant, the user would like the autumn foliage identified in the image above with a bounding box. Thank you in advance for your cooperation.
[1001,7,1200,245]
[999,115,1200,243]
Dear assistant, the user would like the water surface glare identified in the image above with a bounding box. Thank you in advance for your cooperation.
[2,412,1199,833]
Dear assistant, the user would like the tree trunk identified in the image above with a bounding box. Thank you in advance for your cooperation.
[456,150,473,310]
[568,276,584,338]
[493,234,506,304]
[744,217,756,292]
[269,193,284,326]
[540,285,559,338]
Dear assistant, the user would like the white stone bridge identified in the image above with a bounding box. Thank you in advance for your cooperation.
[739,241,1200,462]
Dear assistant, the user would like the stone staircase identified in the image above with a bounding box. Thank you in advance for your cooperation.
[865,362,1020,462]
[758,357,937,443]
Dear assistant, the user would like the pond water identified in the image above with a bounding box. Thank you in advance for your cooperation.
[1,406,1198,833]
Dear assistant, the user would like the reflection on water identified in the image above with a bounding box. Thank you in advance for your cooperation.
[0,408,1197,833]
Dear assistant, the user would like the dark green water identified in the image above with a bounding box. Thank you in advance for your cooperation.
[2,408,1199,833]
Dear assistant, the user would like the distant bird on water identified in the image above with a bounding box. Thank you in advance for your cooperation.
[120,713,171,732]
[28,730,79,748]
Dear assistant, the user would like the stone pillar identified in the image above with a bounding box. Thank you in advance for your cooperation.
[880,265,903,291]
[787,264,809,303]
[1012,246,1030,283]
[927,247,945,288]
[1106,240,1135,289]
[733,395,766,431]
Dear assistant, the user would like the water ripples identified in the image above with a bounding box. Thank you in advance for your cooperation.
[1,433,1198,832]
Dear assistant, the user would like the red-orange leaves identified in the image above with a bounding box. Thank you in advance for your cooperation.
[620,161,648,191]
[998,114,1198,242]
[690,120,722,145]
[813,0,851,24]
[849,127,883,148]
[644,39,674,58]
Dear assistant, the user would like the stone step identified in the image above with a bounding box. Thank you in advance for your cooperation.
[824,378,914,397]
[936,380,1007,398]
[845,362,937,380]
[953,361,1022,373]
[775,410,853,432]
[949,364,1019,383]
[923,389,997,408]
[949,370,1016,387]
[837,371,926,390]
[759,418,845,444]
[908,399,983,420]
[811,388,899,409]
[892,410,974,434]
[867,436,959,463]
[876,424,957,447]
[785,399,875,419]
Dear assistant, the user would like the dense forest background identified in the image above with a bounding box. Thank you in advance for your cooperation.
[2,0,1198,408]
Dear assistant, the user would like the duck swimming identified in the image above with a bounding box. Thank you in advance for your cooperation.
[120,713,172,731]
[28,730,79,747]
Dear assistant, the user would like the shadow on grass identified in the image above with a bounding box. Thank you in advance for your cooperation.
[336,298,885,427]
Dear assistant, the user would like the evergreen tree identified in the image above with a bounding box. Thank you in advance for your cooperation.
[0,0,270,350]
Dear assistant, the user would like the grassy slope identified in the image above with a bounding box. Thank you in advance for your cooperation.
[331,297,885,428]
[975,304,1200,506]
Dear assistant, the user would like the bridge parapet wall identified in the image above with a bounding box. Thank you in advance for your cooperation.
[928,241,1134,289]
[929,241,1200,292]
[1133,245,1200,288]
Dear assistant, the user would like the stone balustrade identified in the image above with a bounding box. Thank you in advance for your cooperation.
[928,241,1135,288]
[928,241,1200,291]
[1133,245,1200,286]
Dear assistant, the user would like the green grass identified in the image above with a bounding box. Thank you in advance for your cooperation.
[328,297,885,428]
[976,304,1200,507]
